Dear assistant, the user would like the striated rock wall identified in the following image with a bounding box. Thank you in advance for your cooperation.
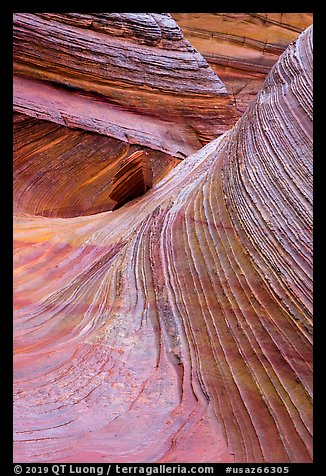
[13,24,313,463]
[14,113,179,217]
[13,13,239,157]
[172,13,313,114]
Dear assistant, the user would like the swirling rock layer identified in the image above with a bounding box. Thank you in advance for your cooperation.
[13,13,239,156]
[14,113,179,217]
[13,24,313,463]
[172,13,313,114]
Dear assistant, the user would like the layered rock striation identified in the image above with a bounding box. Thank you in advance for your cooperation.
[13,22,313,464]
[14,113,178,216]
[13,13,239,158]
[13,13,240,217]
[172,13,313,114]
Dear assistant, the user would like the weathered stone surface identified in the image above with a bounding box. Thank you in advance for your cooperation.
[13,24,313,463]
[14,113,179,217]
[172,13,313,113]
[13,13,239,155]
[13,76,198,160]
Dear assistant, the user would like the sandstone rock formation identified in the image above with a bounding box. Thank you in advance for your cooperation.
[13,13,239,158]
[13,13,240,215]
[13,16,313,464]
[172,13,313,114]
[14,113,178,216]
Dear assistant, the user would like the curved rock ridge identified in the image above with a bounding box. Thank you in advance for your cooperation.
[222,26,313,331]
[13,76,198,161]
[13,13,224,96]
[37,13,187,49]
[13,13,239,156]
[14,113,178,217]
[13,26,313,463]
[172,13,313,114]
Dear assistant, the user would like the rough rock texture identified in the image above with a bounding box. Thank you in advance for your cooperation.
[172,13,313,114]
[13,24,313,463]
[13,13,239,158]
[14,113,179,217]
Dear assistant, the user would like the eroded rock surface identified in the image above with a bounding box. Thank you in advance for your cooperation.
[13,13,239,158]
[172,13,313,114]
[14,113,179,216]
[13,24,313,463]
